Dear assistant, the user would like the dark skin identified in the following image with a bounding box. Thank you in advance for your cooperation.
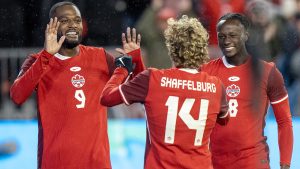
[217,19,249,66]
[217,18,290,169]
[45,5,141,57]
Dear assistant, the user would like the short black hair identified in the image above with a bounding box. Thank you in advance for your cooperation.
[217,13,251,31]
[49,1,78,19]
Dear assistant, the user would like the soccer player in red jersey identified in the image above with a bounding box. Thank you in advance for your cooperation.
[10,2,145,169]
[200,13,293,169]
[100,15,229,169]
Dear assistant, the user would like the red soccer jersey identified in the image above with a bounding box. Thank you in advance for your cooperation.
[118,68,228,169]
[10,45,144,169]
[201,56,293,165]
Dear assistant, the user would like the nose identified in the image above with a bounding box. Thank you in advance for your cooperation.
[223,36,231,46]
[67,20,78,28]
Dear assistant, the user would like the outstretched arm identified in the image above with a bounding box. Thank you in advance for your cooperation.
[10,17,65,105]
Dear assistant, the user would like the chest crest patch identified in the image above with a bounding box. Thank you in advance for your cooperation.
[226,84,240,97]
[71,74,85,88]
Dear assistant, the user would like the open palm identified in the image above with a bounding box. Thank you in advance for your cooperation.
[116,27,141,54]
[44,17,65,55]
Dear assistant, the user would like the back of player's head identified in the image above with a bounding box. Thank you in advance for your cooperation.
[49,1,79,19]
[217,13,250,31]
[164,15,209,69]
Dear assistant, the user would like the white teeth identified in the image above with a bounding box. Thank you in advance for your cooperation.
[66,32,77,35]
[225,47,234,51]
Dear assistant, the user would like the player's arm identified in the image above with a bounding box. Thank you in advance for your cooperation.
[268,65,293,168]
[10,51,55,105]
[101,55,149,106]
[10,17,64,105]
[216,83,229,125]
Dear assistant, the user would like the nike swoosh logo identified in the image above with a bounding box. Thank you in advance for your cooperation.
[228,76,240,82]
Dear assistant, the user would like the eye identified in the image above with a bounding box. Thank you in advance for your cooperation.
[218,35,225,39]
[60,19,68,24]
[74,18,82,24]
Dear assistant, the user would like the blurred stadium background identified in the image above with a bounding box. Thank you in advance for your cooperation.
[1,0,300,169]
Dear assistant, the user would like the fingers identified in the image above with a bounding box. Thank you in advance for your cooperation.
[47,17,60,34]
[137,34,141,46]
[121,33,126,45]
[124,27,140,45]
[58,35,66,46]
[131,28,136,43]
[126,27,132,42]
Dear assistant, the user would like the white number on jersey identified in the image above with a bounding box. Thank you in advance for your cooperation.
[75,90,86,108]
[228,99,238,117]
[164,96,209,146]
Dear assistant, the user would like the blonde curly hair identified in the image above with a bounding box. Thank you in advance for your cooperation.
[164,15,209,69]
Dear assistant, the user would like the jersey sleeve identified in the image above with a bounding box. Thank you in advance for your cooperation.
[104,49,145,77]
[104,50,115,76]
[267,65,288,102]
[100,67,129,107]
[268,65,293,166]
[127,49,146,76]
[119,69,150,105]
[100,68,150,106]
[10,50,55,105]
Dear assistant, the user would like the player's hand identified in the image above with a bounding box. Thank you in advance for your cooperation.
[115,27,141,54]
[280,165,290,169]
[114,55,134,74]
[44,17,65,55]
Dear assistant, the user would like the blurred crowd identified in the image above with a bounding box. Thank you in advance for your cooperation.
[0,0,299,119]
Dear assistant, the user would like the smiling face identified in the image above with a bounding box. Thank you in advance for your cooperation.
[54,5,83,49]
[217,19,248,59]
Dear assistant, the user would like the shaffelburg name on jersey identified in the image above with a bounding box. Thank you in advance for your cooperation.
[160,77,216,93]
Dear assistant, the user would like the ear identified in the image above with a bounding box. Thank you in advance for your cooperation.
[243,31,249,42]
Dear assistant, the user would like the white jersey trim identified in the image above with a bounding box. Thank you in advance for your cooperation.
[178,68,199,74]
[119,85,130,105]
[54,53,71,60]
[222,56,236,68]
[143,105,152,144]
[270,95,288,104]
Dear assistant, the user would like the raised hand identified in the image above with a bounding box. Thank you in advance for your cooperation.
[116,27,141,54]
[44,17,65,55]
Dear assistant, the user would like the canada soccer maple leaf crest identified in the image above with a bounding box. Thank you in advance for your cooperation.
[71,74,85,88]
[226,84,240,97]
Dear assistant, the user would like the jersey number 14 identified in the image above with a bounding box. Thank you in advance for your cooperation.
[164,96,209,146]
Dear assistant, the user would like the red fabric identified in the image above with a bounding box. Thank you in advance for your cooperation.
[127,49,146,76]
[212,141,270,169]
[100,67,128,106]
[199,0,245,45]
[201,57,293,167]
[11,45,139,169]
[272,99,293,166]
[101,67,227,169]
